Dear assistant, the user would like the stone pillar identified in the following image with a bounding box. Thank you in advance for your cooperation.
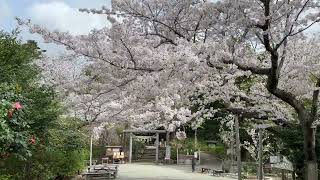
[177,148,179,165]
[129,133,133,164]
[166,131,170,146]
[235,115,242,180]
[90,135,93,166]
[156,132,159,164]
[258,129,263,180]
[194,128,197,149]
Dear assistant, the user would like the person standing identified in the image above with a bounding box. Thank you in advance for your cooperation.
[192,156,196,172]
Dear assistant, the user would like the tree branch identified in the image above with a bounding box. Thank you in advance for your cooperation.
[258,0,306,114]
[147,33,177,46]
[120,38,137,68]
[49,37,163,72]
[193,15,203,43]
[226,60,271,75]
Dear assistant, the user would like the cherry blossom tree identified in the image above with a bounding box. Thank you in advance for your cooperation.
[243,126,273,173]
[18,0,320,178]
[222,1,320,178]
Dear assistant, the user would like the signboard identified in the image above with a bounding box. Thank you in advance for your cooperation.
[106,146,122,156]
[254,124,273,129]
[271,156,293,171]
[165,146,171,160]
[270,156,281,164]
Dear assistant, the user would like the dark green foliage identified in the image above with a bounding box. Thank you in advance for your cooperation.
[185,119,221,141]
[243,163,257,174]
[235,75,256,92]
[0,84,31,159]
[188,99,227,142]
[133,141,145,160]
[171,138,225,158]
[269,125,320,179]
[0,30,88,179]
[1,118,88,179]
[91,144,106,163]
[0,30,45,159]
[0,31,41,86]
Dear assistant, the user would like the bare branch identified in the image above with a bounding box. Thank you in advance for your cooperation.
[193,15,203,43]
[147,32,177,46]
[120,38,137,68]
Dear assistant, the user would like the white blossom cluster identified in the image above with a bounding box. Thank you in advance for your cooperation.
[175,130,187,141]
[219,115,235,146]
[18,0,320,134]
[243,126,273,161]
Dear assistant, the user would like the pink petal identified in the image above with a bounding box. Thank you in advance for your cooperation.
[13,102,23,110]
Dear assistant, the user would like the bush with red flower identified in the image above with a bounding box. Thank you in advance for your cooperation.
[0,31,88,179]
[0,84,32,159]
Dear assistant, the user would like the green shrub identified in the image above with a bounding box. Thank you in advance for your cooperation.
[0,175,12,180]
[243,163,257,174]
[133,140,145,160]
[0,30,88,180]
[169,138,227,161]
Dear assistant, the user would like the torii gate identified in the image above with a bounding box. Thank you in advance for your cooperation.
[123,130,168,164]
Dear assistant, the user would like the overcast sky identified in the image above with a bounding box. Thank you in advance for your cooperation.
[1,0,319,55]
[1,0,111,54]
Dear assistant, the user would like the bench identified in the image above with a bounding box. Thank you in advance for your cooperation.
[201,167,223,176]
[82,171,114,180]
[83,164,118,179]
[212,169,223,176]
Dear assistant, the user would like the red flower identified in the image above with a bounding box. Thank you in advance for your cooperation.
[7,110,13,119]
[30,135,36,145]
[13,102,22,110]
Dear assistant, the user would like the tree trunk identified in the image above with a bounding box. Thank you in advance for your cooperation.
[303,123,318,180]
[281,170,285,180]
[258,129,263,180]
[235,115,242,180]
[166,131,170,145]
[292,171,296,180]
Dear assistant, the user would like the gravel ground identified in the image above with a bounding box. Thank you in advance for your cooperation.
[116,163,234,180]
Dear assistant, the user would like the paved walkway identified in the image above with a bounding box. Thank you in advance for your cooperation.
[117,163,234,180]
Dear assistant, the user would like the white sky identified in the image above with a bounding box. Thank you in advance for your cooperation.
[1,0,319,55]
[1,0,111,55]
